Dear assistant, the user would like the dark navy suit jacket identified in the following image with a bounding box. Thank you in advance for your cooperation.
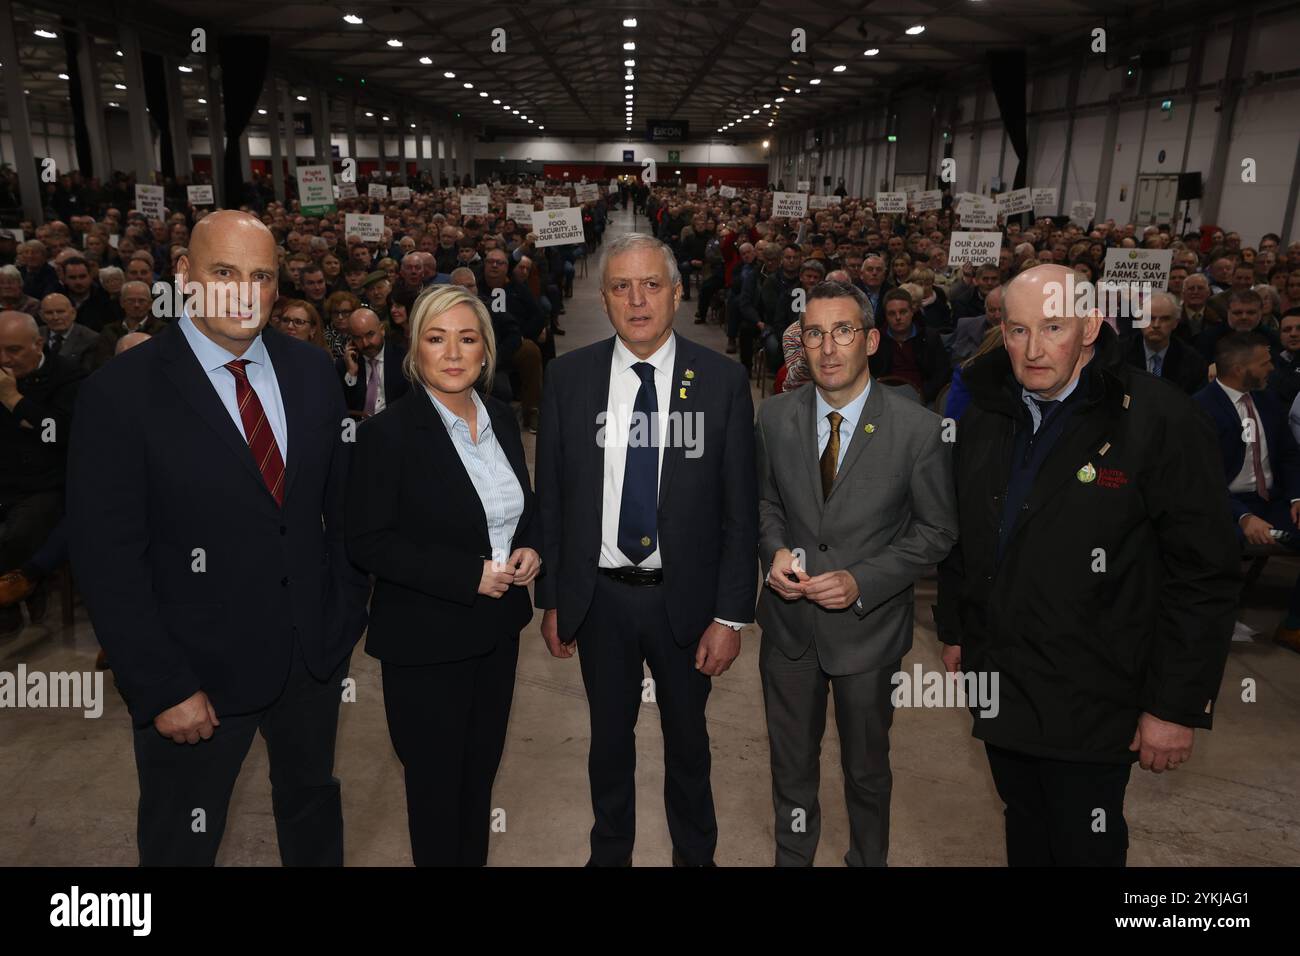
[1192,380,1300,522]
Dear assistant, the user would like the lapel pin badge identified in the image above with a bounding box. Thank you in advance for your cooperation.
[1077,462,1097,483]
[863,422,876,434]
[685,369,695,380]
[679,387,688,399]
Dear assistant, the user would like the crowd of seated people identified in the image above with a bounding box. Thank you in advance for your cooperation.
[4,168,1300,650]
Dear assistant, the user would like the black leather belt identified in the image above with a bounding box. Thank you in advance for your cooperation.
[598,566,664,586]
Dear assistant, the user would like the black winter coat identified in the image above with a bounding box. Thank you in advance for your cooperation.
[935,325,1240,763]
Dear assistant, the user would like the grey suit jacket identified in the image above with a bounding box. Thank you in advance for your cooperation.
[41,322,101,372]
[755,379,958,675]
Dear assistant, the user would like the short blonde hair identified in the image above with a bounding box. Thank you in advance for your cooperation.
[404,285,497,391]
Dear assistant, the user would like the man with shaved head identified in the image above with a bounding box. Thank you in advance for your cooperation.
[338,306,408,417]
[0,310,83,636]
[68,209,370,866]
[936,263,1239,867]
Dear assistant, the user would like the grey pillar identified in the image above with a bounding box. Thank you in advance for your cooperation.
[267,86,285,203]
[118,22,155,183]
[969,87,986,194]
[165,56,191,178]
[397,107,408,185]
[375,111,387,178]
[204,62,224,206]
[1056,60,1081,214]
[281,79,297,182]
[312,87,330,164]
[0,0,41,224]
[345,97,358,165]
[1201,12,1253,226]
[463,127,474,184]
[76,22,110,180]
[1095,95,1122,219]
[239,132,252,186]
[433,122,444,186]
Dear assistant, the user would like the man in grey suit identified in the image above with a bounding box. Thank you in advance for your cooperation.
[948,285,1003,364]
[754,279,958,866]
[39,293,101,373]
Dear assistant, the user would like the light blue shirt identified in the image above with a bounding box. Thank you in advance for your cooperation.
[816,380,873,469]
[179,313,288,462]
[427,387,525,562]
[1020,373,1082,434]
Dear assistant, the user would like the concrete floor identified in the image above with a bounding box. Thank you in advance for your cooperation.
[3,207,1299,866]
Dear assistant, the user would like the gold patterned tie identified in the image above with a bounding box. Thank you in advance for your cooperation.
[820,411,843,499]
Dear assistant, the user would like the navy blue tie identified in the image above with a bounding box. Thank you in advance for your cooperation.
[618,362,659,565]
[1030,397,1057,434]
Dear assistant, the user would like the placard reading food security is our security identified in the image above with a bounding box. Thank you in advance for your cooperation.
[506,202,534,226]
[459,193,490,217]
[534,207,585,249]
[343,214,384,243]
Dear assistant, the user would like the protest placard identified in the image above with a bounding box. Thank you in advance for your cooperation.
[343,213,384,243]
[186,184,214,207]
[534,207,585,249]
[135,184,165,222]
[948,231,1003,267]
[875,192,907,214]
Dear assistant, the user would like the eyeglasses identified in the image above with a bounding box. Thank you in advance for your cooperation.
[279,316,312,328]
[801,324,866,348]
[331,308,354,318]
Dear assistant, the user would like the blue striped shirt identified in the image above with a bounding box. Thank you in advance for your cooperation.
[427,388,524,563]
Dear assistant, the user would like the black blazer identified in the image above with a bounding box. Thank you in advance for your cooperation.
[1120,332,1208,395]
[345,389,538,665]
[67,323,371,727]
[535,334,758,645]
[1193,380,1300,522]
[337,339,410,415]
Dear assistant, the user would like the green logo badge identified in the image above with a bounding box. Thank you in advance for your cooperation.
[1077,462,1097,483]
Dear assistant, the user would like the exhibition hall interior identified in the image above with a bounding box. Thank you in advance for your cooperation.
[0,0,1298,885]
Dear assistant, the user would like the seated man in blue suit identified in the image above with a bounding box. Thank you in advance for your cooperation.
[1194,331,1300,654]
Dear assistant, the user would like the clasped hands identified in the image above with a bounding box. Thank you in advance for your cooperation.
[477,547,541,598]
[766,547,859,611]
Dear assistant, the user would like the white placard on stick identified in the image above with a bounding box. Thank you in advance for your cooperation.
[343,213,385,243]
[1,228,25,242]
[948,231,1003,268]
[719,185,736,199]
[516,187,532,201]
[506,202,534,226]
[390,186,412,202]
[685,183,697,194]
[796,180,811,192]
[1031,187,1058,214]
[187,184,214,206]
[297,165,334,212]
[1103,248,1172,288]
[959,196,997,229]
[135,184,166,222]
[808,194,835,210]
[875,192,907,214]
[773,191,809,218]
[475,184,491,195]
[1069,200,1097,228]
[368,183,389,199]
[543,194,571,210]
[998,187,1033,216]
[460,193,490,217]
[337,183,359,199]
[914,189,942,212]
[534,207,585,248]
[576,183,599,202]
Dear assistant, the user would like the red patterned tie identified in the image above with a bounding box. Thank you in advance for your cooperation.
[224,359,285,506]
[1242,393,1270,501]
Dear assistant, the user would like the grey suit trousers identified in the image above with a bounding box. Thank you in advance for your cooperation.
[760,633,899,867]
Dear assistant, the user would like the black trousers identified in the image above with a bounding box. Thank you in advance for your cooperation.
[0,490,62,569]
[576,574,715,865]
[985,743,1133,866]
[380,634,519,866]
[132,638,350,866]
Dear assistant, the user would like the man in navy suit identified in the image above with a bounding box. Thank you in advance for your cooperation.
[1194,331,1300,654]
[338,307,409,418]
[536,232,758,866]
[68,210,370,865]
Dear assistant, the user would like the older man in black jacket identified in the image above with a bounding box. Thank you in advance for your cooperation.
[936,264,1239,867]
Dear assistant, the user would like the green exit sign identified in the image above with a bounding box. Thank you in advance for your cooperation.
[668,149,680,162]
[887,134,897,143]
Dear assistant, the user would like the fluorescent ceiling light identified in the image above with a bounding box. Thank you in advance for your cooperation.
[343,14,363,25]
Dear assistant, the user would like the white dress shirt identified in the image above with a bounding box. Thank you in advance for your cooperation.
[427,387,524,561]
[179,313,288,462]
[1217,380,1273,496]
[344,348,387,414]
